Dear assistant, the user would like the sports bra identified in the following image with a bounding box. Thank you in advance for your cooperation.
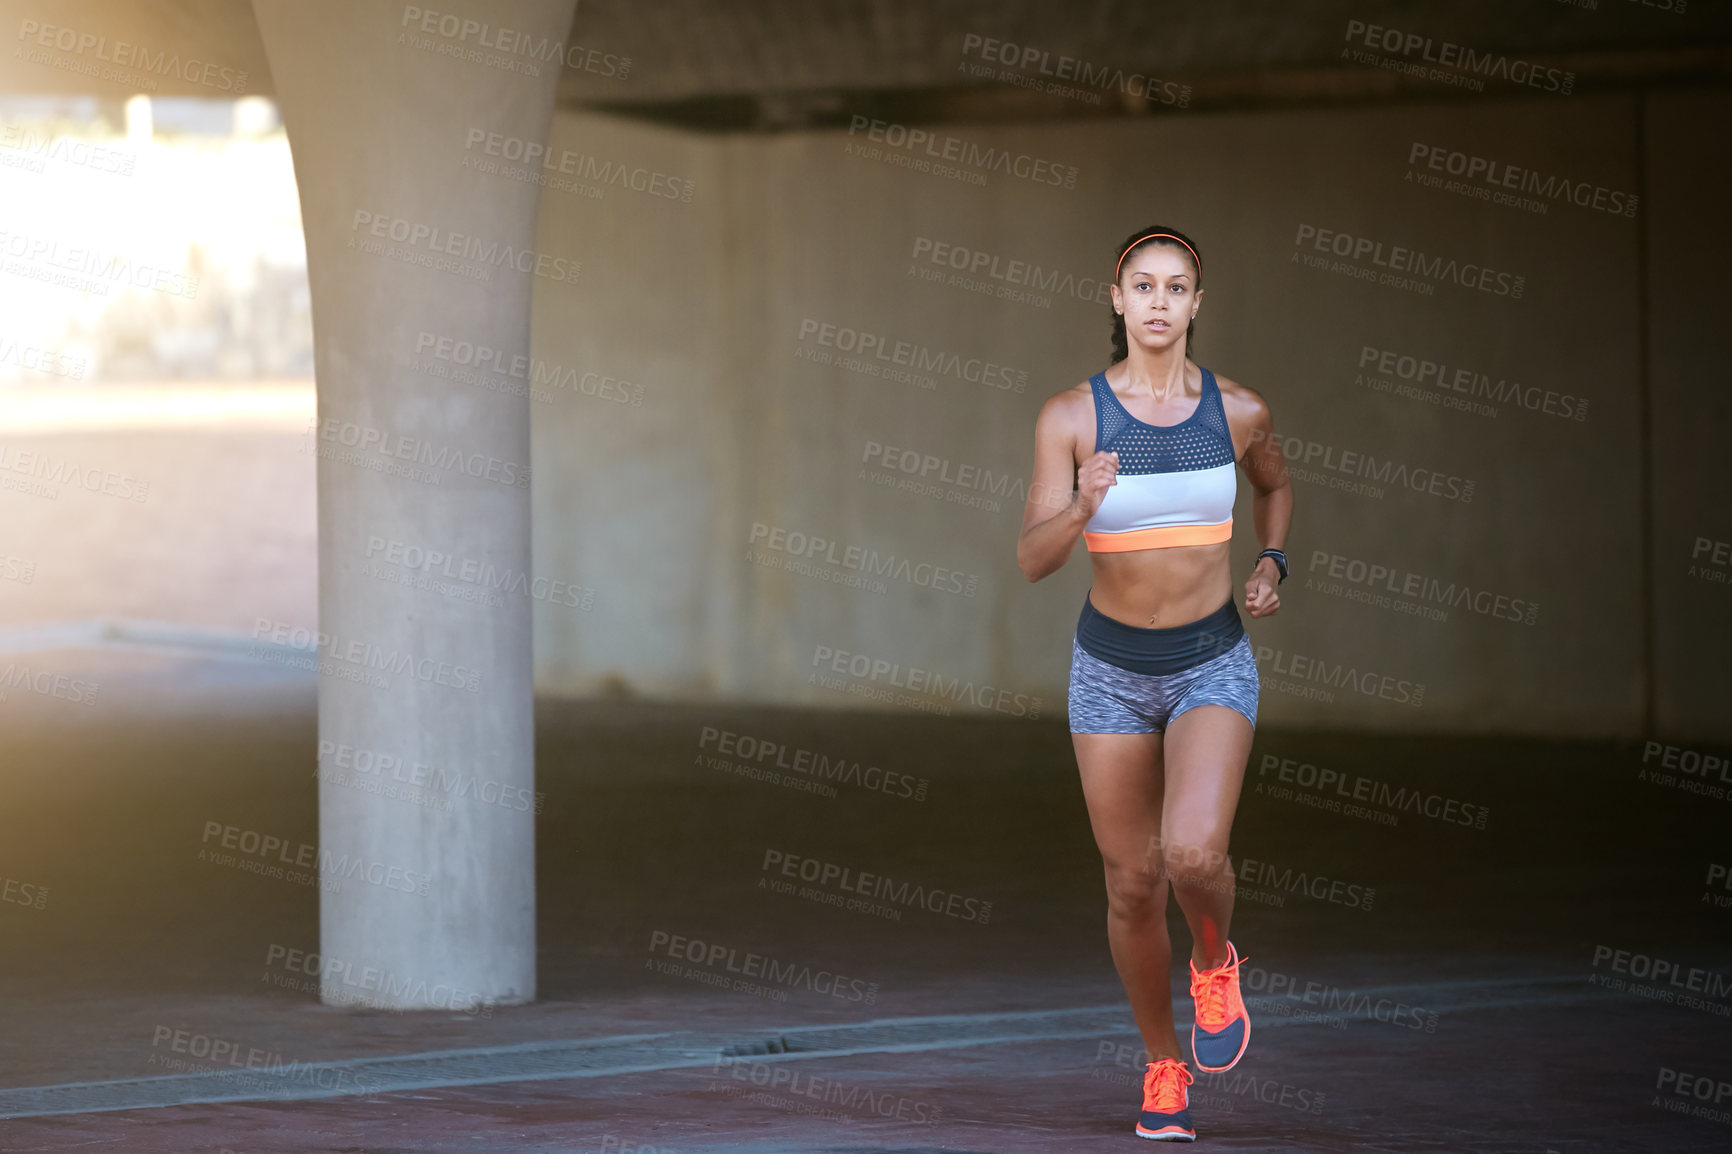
[1082,366,1237,552]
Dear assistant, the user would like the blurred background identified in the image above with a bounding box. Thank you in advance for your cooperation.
[0,2,1728,1151]
[0,1,1726,736]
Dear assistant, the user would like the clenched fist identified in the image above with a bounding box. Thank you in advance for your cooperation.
[1074,450,1119,519]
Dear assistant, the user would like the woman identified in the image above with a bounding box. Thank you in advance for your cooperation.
[1017,227,1292,1142]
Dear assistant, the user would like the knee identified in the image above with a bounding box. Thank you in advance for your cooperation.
[1101,861,1167,923]
[1158,839,1231,893]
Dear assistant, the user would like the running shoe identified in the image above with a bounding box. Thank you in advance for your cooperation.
[1189,940,1251,1073]
[1135,1057,1196,1141]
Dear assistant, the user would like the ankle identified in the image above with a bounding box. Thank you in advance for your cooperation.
[1191,938,1236,971]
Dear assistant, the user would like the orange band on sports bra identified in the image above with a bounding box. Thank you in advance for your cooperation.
[1116,233,1201,281]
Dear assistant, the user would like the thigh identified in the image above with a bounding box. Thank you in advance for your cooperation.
[1068,640,1164,736]
[1159,705,1255,853]
[1073,731,1166,872]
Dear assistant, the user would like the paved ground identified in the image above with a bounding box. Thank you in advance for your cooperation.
[0,654,1727,1152]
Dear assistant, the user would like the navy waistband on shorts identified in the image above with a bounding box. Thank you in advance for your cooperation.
[1075,593,1245,675]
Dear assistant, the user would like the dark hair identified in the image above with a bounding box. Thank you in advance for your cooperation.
[1109,225,1203,362]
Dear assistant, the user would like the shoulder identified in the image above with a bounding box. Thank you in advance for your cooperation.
[1211,369,1271,425]
[1035,376,1098,432]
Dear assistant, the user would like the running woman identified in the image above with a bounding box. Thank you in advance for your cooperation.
[1016,227,1292,1142]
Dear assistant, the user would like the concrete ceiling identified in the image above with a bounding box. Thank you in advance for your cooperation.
[0,0,1727,129]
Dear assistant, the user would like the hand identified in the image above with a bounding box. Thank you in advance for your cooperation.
[1245,559,1281,618]
[1073,451,1119,519]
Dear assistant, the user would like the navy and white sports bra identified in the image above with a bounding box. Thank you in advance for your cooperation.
[1082,367,1238,552]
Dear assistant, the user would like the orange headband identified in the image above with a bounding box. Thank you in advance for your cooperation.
[1116,233,1201,281]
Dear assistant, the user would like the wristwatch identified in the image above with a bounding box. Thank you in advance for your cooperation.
[1257,549,1288,583]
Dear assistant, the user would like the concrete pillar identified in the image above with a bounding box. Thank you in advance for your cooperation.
[250,0,577,1007]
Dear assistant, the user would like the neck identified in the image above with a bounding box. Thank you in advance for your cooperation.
[1120,340,1192,398]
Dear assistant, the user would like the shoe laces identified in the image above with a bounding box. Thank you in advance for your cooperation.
[1143,1057,1193,1111]
[1189,945,1248,1028]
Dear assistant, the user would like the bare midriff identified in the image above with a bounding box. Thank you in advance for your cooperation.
[1087,540,1234,630]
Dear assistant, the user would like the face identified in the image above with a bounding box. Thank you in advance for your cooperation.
[1110,244,1202,354]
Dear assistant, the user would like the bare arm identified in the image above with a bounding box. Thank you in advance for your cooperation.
[1234,386,1293,617]
[1017,392,1118,582]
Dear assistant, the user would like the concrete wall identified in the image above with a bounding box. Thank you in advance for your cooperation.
[529,92,1729,741]
[1646,90,1732,743]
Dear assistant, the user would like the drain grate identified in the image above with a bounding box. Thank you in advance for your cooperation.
[0,976,1607,1119]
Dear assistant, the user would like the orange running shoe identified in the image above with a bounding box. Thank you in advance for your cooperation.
[1135,1056,1196,1141]
[1189,940,1251,1073]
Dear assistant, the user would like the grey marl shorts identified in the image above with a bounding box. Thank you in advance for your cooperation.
[1068,633,1260,734]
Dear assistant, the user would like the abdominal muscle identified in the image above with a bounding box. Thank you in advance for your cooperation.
[1087,540,1235,629]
